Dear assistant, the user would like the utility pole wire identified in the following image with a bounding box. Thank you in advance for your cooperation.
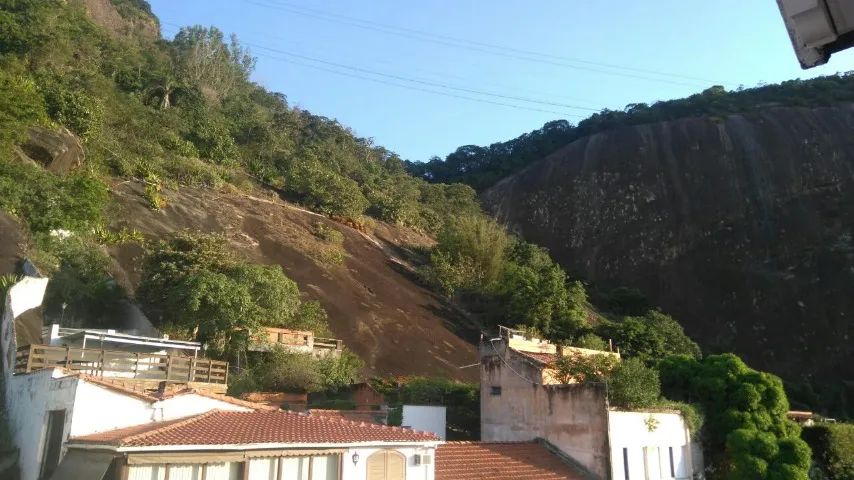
[247,43,602,112]
[161,21,589,116]
[254,51,587,117]
[247,0,733,88]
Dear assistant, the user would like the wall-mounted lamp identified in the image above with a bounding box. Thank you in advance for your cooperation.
[351,452,360,465]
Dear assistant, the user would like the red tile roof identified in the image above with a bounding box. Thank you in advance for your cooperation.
[436,442,585,480]
[309,409,388,425]
[71,410,438,447]
[512,349,558,366]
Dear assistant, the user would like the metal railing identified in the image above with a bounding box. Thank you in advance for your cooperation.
[15,344,228,385]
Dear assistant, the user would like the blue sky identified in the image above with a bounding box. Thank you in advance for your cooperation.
[149,0,854,162]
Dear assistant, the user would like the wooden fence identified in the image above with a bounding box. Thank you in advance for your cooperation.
[15,344,228,385]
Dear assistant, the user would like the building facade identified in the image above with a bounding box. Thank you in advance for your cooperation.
[480,328,701,480]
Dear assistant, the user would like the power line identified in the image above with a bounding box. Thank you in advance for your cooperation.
[254,51,587,117]
[246,42,602,112]
[261,0,734,86]
[161,20,592,116]
[245,0,730,88]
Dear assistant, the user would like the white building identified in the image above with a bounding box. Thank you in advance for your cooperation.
[6,367,271,480]
[401,405,447,441]
[56,409,440,480]
[480,327,702,480]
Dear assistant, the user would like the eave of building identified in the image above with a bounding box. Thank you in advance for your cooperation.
[61,330,201,351]
[67,440,441,453]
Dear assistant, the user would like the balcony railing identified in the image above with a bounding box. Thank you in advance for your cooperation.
[15,344,228,386]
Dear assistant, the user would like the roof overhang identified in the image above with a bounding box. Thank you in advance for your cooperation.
[67,440,441,453]
[63,330,201,352]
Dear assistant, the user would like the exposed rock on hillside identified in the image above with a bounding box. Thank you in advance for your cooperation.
[483,104,854,403]
[15,127,84,175]
[108,181,479,380]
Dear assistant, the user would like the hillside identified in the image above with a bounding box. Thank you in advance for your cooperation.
[110,181,480,380]
[482,103,854,415]
[0,0,489,382]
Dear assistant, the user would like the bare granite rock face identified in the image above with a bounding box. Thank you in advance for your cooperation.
[16,126,84,175]
[483,104,854,406]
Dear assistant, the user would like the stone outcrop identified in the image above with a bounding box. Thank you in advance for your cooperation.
[483,104,854,404]
[16,127,84,175]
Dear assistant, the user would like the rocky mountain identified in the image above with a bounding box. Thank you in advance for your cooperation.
[483,104,854,413]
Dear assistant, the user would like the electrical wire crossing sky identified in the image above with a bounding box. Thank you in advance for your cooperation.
[149,0,854,161]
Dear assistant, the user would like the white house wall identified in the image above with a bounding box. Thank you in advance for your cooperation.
[68,381,152,437]
[7,367,255,480]
[6,369,78,480]
[338,446,436,480]
[153,394,253,421]
[401,406,446,440]
[607,410,694,480]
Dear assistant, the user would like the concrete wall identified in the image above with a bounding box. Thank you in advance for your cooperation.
[480,341,609,478]
[607,410,694,480]
[6,369,78,480]
[402,405,446,440]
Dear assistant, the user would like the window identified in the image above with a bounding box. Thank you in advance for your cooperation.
[669,447,675,478]
[490,386,502,396]
[622,448,630,480]
[39,409,66,480]
[128,463,240,480]
[247,455,339,480]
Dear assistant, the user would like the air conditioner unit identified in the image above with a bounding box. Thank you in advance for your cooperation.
[413,454,433,465]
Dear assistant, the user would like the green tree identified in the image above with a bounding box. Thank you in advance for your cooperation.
[608,357,661,408]
[659,354,811,480]
[802,423,854,480]
[138,233,321,358]
[553,352,618,384]
[428,215,509,294]
[598,310,701,362]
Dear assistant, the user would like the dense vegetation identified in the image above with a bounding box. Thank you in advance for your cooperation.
[409,74,854,191]
[661,354,812,480]
[372,377,480,440]
[802,423,854,480]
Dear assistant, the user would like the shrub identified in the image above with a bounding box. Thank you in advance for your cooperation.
[608,357,661,408]
[0,67,46,151]
[802,423,854,480]
[553,352,619,384]
[316,350,364,392]
[39,78,104,140]
[573,333,609,351]
[0,160,108,233]
[311,221,344,245]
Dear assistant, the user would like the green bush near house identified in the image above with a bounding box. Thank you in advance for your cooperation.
[608,357,661,409]
[802,423,854,480]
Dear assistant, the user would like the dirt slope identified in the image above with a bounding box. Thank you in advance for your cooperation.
[108,181,479,381]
